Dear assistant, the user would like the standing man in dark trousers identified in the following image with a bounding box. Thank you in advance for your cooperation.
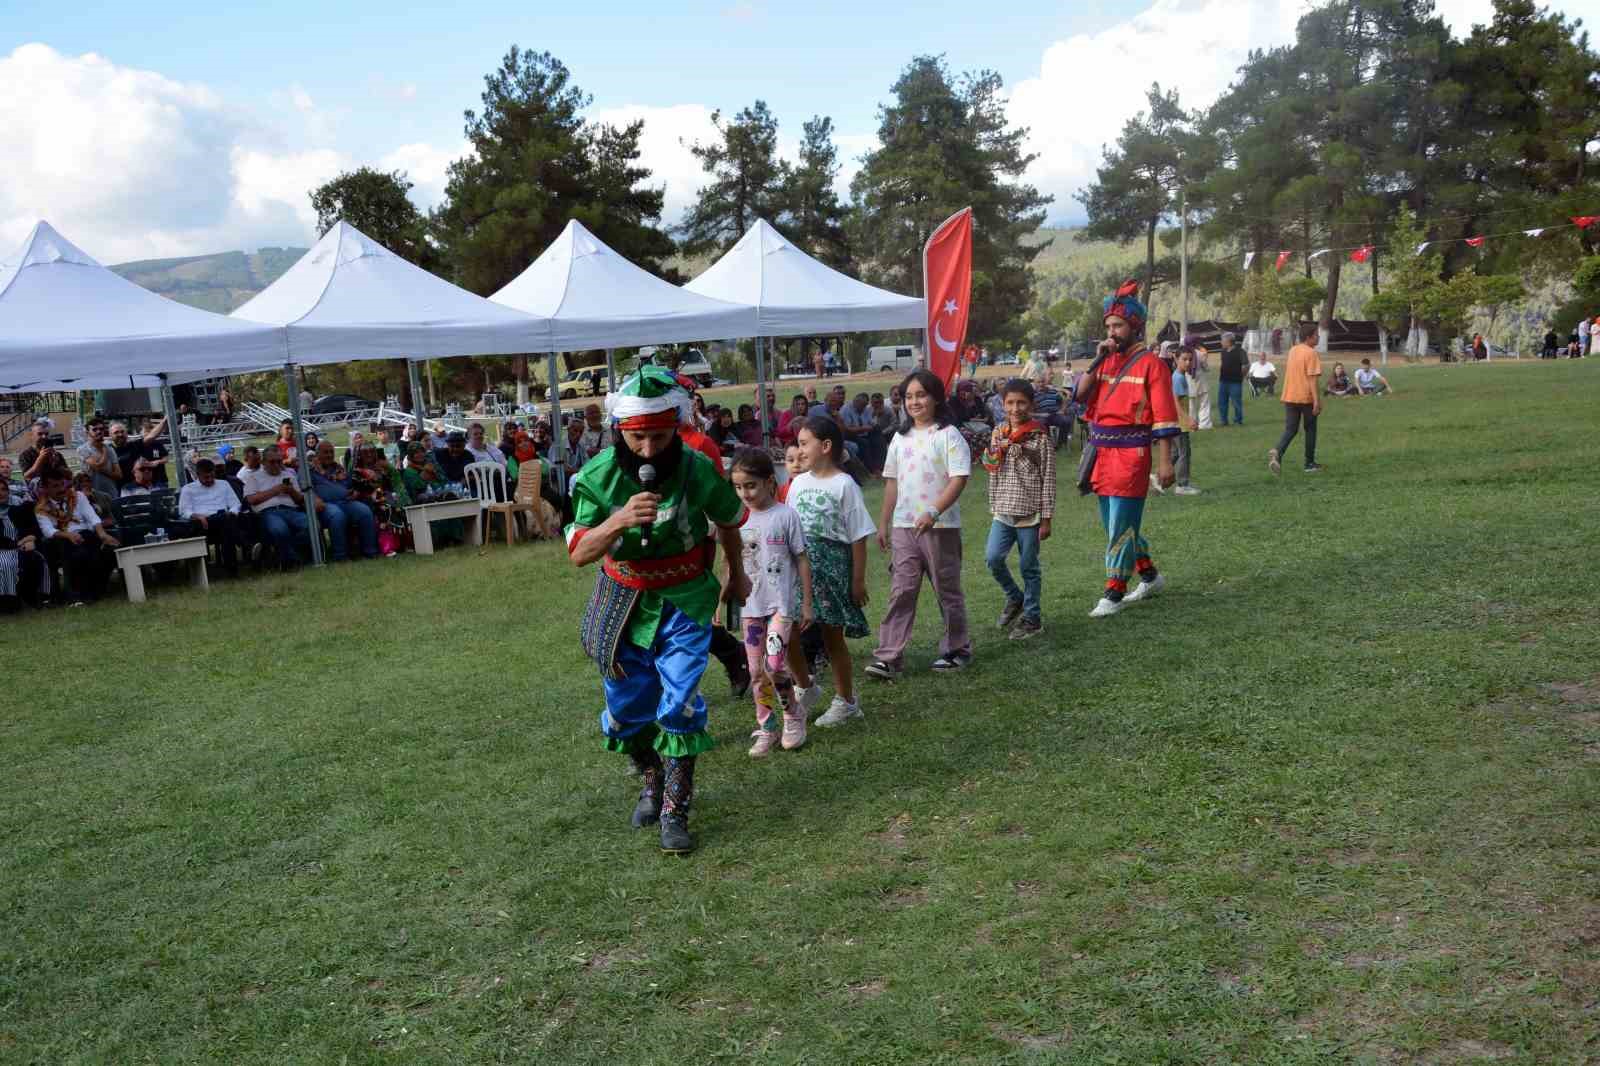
[1269,322,1323,475]
[1216,332,1246,425]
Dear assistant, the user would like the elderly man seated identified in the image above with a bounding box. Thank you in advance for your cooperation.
[1028,365,1073,447]
[34,472,120,605]
[308,441,379,561]
[0,477,48,611]
[0,456,25,504]
[431,430,473,484]
[119,459,162,498]
[178,458,244,576]
[239,446,311,569]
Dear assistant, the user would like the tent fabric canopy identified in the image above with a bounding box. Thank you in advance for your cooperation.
[684,219,924,337]
[490,219,756,350]
[0,221,287,389]
[232,221,549,363]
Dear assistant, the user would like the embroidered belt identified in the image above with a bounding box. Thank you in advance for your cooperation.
[1088,424,1152,448]
[603,545,708,590]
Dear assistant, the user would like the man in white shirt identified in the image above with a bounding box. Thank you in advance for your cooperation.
[179,458,243,575]
[465,422,506,467]
[35,472,120,603]
[1247,354,1278,396]
[239,446,311,568]
[578,404,613,456]
[1354,359,1392,396]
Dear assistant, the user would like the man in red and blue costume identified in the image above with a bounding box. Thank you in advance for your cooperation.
[1076,280,1180,617]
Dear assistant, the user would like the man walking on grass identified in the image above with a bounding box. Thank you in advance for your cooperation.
[1269,322,1323,475]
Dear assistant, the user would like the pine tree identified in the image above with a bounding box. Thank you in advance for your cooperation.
[678,101,787,257]
[850,56,1050,342]
[781,116,850,269]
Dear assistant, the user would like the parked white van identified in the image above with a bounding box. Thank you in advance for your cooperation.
[867,345,922,373]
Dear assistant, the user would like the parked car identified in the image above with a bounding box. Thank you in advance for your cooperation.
[309,393,377,416]
[996,351,1020,366]
[1065,339,1099,361]
[637,346,714,387]
[558,367,610,399]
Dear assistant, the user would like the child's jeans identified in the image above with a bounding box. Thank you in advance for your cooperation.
[743,613,798,732]
[985,518,1042,622]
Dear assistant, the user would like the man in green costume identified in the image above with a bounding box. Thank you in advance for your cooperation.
[567,367,750,854]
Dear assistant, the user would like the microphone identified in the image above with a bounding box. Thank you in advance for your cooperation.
[637,463,657,549]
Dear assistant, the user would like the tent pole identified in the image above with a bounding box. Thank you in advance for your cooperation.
[407,359,426,435]
[605,349,616,394]
[158,375,187,489]
[754,336,768,447]
[548,353,565,501]
[284,365,324,567]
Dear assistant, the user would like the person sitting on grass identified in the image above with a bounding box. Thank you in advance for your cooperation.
[1325,363,1359,397]
[1354,359,1393,397]
[178,459,244,576]
[982,379,1055,641]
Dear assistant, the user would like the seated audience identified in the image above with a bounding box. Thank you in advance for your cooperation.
[109,417,169,489]
[178,459,244,576]
[0,456,25,503]
[18,419,70,489]
[76,418,123,500]
[776,394,811,446]
[579,404,613,455]
[274,420,300,467]
[431,431,473,484]
[466,422,506,466]
[73,472,118,530]
[119,460,161,498]
[0,477,48,610]
[1248,353,1277,396]
[1325,363,1359,397]
[239,446,311,569]
[308,441,379,561]
[34,472,119,604]
[734,404,763,448]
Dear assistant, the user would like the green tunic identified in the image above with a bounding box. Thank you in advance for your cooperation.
[570,447,745,648]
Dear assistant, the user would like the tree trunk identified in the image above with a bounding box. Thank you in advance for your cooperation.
[512,354,528,404]
[1142,217,1157,306]
[1321,253,1342,340]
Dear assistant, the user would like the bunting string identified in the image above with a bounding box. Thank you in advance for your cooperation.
[1238,214,1597,271]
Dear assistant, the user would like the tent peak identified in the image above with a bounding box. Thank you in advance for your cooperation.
[557,219,606,260]
[313,220,397,268]
[3,220,101,272]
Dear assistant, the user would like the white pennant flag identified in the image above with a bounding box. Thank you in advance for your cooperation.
[1243,252,1256,270]
[1414,241,1431,255]
[1307,248,1330,261]
[1523,228,1544,238]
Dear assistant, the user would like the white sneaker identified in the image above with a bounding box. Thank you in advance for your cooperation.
[1123,572,1167,603]
[1148,473,1166,495]
[816,697,864,727]
[1089,596,1123,618]
[795,683,823,718]
[1173,484,1202,496]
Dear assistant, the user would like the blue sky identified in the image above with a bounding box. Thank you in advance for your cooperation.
[0,0,1505,261]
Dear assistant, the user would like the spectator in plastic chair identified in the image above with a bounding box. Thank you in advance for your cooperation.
[431,431,472,484]
[777,394,811,447]
[274,420,300,468]
[558,418,592,496]
[0,476,48,611]
[1248,353,1277,396]
[309,441,379,561]
[428,420,450,450]
[465,422,506,467]
[73,472,118,529]
[240,446,311,569]
[0,456,28,504]
[179,459,243,576]
[579,404,613,456]
[216,443,242,480]
[119,459,161,498]
[34,472,119,604]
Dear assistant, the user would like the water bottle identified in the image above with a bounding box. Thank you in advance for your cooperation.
[153,527,166,543]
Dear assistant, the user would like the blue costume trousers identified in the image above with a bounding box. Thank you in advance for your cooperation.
[599,602,712,746]
[1098,494,1153,593]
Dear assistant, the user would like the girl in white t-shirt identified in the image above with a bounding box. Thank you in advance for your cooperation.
[787,417,877,728]
[731,450,815,757]
[867,370,972,681]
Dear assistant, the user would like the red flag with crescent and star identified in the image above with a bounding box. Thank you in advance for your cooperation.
[923,207,973,390]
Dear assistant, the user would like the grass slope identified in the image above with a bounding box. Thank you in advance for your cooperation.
[110,248,307,314]
[2,363,1597,1063]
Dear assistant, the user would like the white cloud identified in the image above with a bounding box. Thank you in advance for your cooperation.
[590,103,720,222]
[0,44,462,263]
[378,141,470,213]
[1008,0,1498,223]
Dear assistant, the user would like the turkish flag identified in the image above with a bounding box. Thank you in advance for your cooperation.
[1571,216,1598,229]
[1274,250,1292,271]
[1349,245,1373,263]
[923,207,973,390]
[1465,236,1485,248]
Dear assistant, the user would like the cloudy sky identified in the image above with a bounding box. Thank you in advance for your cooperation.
[0,0,1509,264]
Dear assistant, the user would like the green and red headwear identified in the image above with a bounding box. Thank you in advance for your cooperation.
[604,365,693,432]
[1102,278,1147,335]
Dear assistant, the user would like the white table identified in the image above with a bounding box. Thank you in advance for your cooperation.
[114,536,210,604]
[404,499,484,555]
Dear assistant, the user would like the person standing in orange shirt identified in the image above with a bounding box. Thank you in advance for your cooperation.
[1270,321,1323,474]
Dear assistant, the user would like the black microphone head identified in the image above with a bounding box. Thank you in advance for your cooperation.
[637,463,657,487]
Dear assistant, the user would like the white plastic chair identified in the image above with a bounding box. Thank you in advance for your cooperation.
[463,461,511,545]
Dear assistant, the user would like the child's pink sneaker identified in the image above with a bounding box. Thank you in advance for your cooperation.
[748,730,780,758]
[781,713,807,751]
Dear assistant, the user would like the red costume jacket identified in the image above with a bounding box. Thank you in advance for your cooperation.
[1082,345,1180,498]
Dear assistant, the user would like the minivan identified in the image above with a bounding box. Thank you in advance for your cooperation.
[867,345,922,373]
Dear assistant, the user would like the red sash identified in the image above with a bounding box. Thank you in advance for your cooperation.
[602,546,708,590]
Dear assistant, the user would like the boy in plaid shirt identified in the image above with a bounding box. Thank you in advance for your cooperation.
[981,379,1056,640]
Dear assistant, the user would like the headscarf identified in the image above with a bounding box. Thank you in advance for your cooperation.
[514,431,537,463]
[1102,278,1147,335]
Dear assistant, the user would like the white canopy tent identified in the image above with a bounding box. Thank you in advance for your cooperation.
[684,219,924,336]
[0,221,287,390]
[683,218,924,438]
[489,219,756,349]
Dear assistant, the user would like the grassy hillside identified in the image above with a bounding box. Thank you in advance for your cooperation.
[110,247,305,313]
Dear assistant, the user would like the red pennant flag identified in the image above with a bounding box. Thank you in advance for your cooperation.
[1349,245,1373,263]
[923,207,973,391]
[1465,236,1485,248]
[1274,251,1291,271]
[1571,216,1598,229]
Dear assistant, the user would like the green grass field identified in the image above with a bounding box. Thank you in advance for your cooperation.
[4,362,1598,1064]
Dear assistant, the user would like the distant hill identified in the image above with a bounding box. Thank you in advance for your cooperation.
[109,247,305,314]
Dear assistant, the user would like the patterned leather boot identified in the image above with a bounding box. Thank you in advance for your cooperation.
[628,747,663,829]
[659,755,696,854]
